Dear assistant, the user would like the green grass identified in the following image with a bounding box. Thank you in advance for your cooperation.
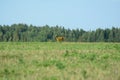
[0,42,120,80]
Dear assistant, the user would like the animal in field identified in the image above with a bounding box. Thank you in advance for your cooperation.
[55,36,64,42]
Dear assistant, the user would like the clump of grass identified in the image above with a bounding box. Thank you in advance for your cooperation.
[18,58,25,64]
[81,69,87,79]
[42,60,56,67]
[71,50,79,57]
[50,76,58,80]
[1,68,16,79]
[101,54,109,60]
[55,61,65,70]
[0,45,5,50]
[63,50,69,57]
[1,54,21,59]
[63,50,79,57]
[41,60,65,70]
[42,76,58,80]
[79,54,87,59]
[79,53,98,62]
[42,60,53,67]
[113,44,120,53]
[113,44,120,50]
[87,54,97,61]
[31,60,41,67]
[4,68,10,75]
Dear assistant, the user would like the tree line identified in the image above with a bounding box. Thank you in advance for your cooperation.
[0,23,120,42]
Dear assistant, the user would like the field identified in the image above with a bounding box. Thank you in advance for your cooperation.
[0,42,120,80]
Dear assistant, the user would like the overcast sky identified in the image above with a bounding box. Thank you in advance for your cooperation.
[0,0,120,30]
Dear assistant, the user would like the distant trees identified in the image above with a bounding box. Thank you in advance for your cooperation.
[0,23,120,42]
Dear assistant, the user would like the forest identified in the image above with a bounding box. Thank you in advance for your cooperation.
[0,23,120,42]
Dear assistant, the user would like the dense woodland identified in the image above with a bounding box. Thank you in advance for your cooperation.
[0,23,120,42]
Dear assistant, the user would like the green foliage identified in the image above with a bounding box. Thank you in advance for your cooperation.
[55,62,65,70]
[4,68,10,75]
[42,76,58,80]
[0,24,120,42]
[42,60,65,69]
[18,58,25,64]
[42,60,55,67]
[63,50,69,57]
[81,70,87,79]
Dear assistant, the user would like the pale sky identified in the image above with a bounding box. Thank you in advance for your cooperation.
[0,0,120,30]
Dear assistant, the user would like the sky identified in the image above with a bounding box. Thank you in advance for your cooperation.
[0,0,120,30]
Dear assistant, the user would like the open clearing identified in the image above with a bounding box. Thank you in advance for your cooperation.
[0,42,120,80]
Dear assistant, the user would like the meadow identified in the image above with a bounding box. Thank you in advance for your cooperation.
[0,42,120,80]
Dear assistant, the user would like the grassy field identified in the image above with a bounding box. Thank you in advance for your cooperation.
[0,42,120,80]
